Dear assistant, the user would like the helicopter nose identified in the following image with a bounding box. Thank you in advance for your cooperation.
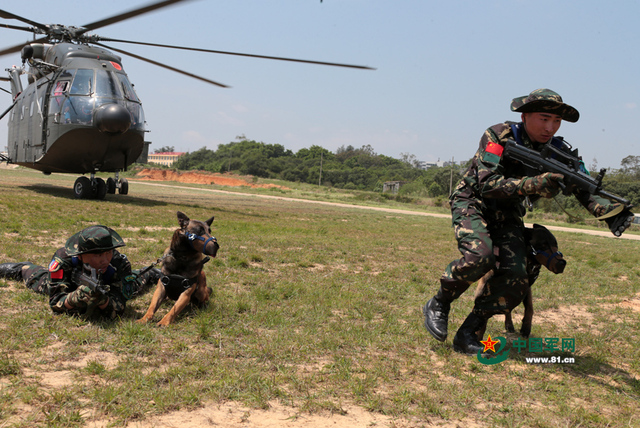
[95,104,132,134]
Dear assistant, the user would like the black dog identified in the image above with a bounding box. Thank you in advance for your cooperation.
[475,224,566,338]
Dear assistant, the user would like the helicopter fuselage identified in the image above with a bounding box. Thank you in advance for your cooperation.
[6,42,147,174]
[1,0,372,199]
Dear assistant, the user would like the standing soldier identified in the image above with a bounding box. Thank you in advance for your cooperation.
[0,225,160,319]
[422,89,634,354]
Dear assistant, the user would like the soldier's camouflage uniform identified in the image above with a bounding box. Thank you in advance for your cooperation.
[438,120,614,317]
[20,226,145,319]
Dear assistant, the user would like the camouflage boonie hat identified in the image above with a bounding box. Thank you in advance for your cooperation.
[65,225,125,256]
[510,88,579,123]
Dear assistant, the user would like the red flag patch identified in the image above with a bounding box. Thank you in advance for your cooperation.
[483,142,504,164]
[486,142,504,157]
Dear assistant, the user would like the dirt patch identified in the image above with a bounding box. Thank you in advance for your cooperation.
[123,400,481,428]
[135,169,290,190]
[535,304,596,330]
[617,292,640,313]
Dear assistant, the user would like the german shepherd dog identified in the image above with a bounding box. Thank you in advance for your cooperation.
[138,211,219,326]
[475,224,566,339]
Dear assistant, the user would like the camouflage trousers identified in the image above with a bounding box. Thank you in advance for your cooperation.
[438,199,529,317]
[22,262,49,294]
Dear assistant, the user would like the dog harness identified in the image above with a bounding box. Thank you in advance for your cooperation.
[160,256,210,301]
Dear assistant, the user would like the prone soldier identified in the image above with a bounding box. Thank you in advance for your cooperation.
[0,225,160,319]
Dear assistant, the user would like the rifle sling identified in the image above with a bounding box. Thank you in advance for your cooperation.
[595,204,625,221]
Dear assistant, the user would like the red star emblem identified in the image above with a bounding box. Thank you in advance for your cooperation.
[480,334,499,353]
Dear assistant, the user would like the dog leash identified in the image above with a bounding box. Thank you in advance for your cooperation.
[138,254,169,277]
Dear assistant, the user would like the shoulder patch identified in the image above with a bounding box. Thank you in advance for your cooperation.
[48,259,64,280]
[483,142,504,164]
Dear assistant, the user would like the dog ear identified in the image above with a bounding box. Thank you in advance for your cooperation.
[530,224,558,249]
[177,211,190,229]
[206,216,214,226]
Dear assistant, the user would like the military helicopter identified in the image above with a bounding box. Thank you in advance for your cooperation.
[0,0,373,199]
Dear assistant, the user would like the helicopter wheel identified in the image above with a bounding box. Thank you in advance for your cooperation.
[106,177,117,194]
[73,176,93,199]
[95,178,107,200]
[118,178,129,195]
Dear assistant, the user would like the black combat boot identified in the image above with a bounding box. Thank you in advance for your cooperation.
[423,296,451,342]
[0,262,27,281]
[453,312,490,356]
[141,267,162,291]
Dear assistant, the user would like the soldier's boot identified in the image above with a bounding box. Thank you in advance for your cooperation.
[141,268,163,291]
[423,295,452,342]
[453,312,491,356]
[0,263,27,281]
[125,268,163,299]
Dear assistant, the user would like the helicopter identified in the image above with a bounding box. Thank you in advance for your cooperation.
[0,0,373,199]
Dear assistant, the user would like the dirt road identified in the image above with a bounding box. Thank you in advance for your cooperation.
[131,180,640,241]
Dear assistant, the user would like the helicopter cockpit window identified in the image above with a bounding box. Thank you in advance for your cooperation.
[70,69,94,95]
[117,74,140,103]
[96,69,121,98]
[52,81,70,96]
[51,69,75,96]
[62,97,94,125]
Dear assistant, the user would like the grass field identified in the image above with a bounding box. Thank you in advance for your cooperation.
[1,167,639,428]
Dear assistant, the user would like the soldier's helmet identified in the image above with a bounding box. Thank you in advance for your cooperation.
[65,225,125,256]
[510,88,580,123]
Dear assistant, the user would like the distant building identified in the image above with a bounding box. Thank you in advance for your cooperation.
[383,181,405,194]
[417,159,457,170]
[148,152,185,167]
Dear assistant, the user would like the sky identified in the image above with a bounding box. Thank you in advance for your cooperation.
[1,0,639,170]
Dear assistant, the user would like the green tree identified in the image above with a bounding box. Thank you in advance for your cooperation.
[154,145,175,153]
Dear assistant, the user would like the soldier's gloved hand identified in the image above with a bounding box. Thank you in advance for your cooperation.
[517,173,564,198]
[605,207,635,237]
[66,285,107,309]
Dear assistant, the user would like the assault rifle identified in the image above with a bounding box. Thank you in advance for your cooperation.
[503,139,629,206]
[71,265,110,296]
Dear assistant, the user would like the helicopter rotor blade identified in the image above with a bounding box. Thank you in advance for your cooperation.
[79,0,193,34]
[0,100,17,121]
[0,9,49,32]
[97,37,376,70]
[1,23,36,33]
[95,42,230,88]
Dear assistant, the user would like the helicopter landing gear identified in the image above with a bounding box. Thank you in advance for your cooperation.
[106,177,117,194]
[95,177,108,200]
[73,174,126,200]
[111,172,129,195]
[73,176,93,199]
[119,178,129,195]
